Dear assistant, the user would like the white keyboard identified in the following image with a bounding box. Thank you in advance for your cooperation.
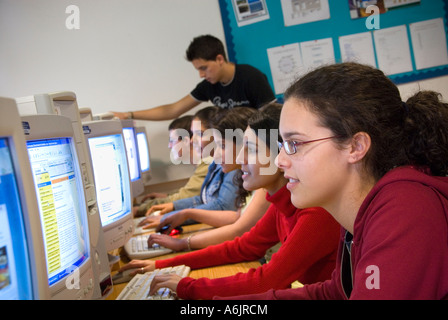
[133,210,161,235]
[124,234,173,259]
[116,265,191,300]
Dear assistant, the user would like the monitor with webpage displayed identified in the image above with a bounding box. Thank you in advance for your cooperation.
[22,114,95,300]
[83,120,133,254]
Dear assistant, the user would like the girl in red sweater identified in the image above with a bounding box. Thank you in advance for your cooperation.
[119,104,340,299]
[221,62,448,300]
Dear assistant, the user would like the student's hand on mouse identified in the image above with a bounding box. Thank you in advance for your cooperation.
[118,259,156,274]
[155,210,186,233]
[148,233,187,252]
[137,215,162,228]
[146,203,174,216]
[149,273,182,296]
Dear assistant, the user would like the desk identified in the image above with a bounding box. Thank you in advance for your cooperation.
[106,224,261,300]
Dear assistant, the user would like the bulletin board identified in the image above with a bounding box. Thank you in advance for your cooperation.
[218,0,448,99]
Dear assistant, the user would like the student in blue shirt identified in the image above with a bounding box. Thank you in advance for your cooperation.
[138,107,257,230]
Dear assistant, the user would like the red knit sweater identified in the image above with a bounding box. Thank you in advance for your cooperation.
[155,186,339,299]
[218,167,448,300]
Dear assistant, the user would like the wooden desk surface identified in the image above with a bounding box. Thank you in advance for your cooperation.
[106,223,261,300]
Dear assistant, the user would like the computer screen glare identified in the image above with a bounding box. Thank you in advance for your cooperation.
[87,134,132,228]
[136,132,150,172]
[122,127,140,182]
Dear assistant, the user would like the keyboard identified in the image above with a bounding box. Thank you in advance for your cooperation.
[124,234,173,259]
[116,265,191,300]
[133,210,161,235]
[133,216,155,235]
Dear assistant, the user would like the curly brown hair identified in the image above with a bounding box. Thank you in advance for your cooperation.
[284,62,448,181]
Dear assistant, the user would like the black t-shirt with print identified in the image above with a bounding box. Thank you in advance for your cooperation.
[190,64,275,109]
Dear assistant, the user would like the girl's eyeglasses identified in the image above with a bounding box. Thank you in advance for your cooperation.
[278,136,340,155]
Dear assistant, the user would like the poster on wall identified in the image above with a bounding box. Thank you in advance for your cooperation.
[373,25,413,75]
[281,0,330,26]
[339,32,377,67]
[232,0,270,27]
[410,18,448,70]
[267,43,304,95]
[300,38,335,72]
[267,39,336,94]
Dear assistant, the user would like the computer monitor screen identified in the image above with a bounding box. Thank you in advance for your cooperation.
[26,137,90,287]
[87,133,132,228]
[122,127,140,182]
[136,131,150,173]
[0,138,33,300]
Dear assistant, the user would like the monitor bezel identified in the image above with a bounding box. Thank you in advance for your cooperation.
[120,119,144,197]
[22,114,94,299]
[83,120,134,252]
[0,97,49,300]
[135,126,152,185]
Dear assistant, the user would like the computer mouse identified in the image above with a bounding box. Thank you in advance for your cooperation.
[159,225,170,234]
[169,226,183,236]
[160,225,183,236]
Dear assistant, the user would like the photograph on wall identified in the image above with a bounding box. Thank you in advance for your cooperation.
[348,0,386,19]
[281,0,330,26]
[232,0,270,27]
[384,0,420,10]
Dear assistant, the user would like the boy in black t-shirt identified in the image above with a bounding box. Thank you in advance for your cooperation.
[112,35,275,121]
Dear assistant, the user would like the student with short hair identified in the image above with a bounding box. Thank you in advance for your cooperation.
[111,34,275,121]
[134,113,209,217]
[138,107,257,230]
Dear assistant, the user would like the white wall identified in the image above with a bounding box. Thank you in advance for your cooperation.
[0,0,224,185]
[2,0,448,187]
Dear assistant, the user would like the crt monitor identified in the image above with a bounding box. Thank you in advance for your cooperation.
[83,120,134,253]
[22,114,95,300]
[135,126,152,185]
[121,119,144,197]
[16,91,113,299]
[0,97,49,300]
